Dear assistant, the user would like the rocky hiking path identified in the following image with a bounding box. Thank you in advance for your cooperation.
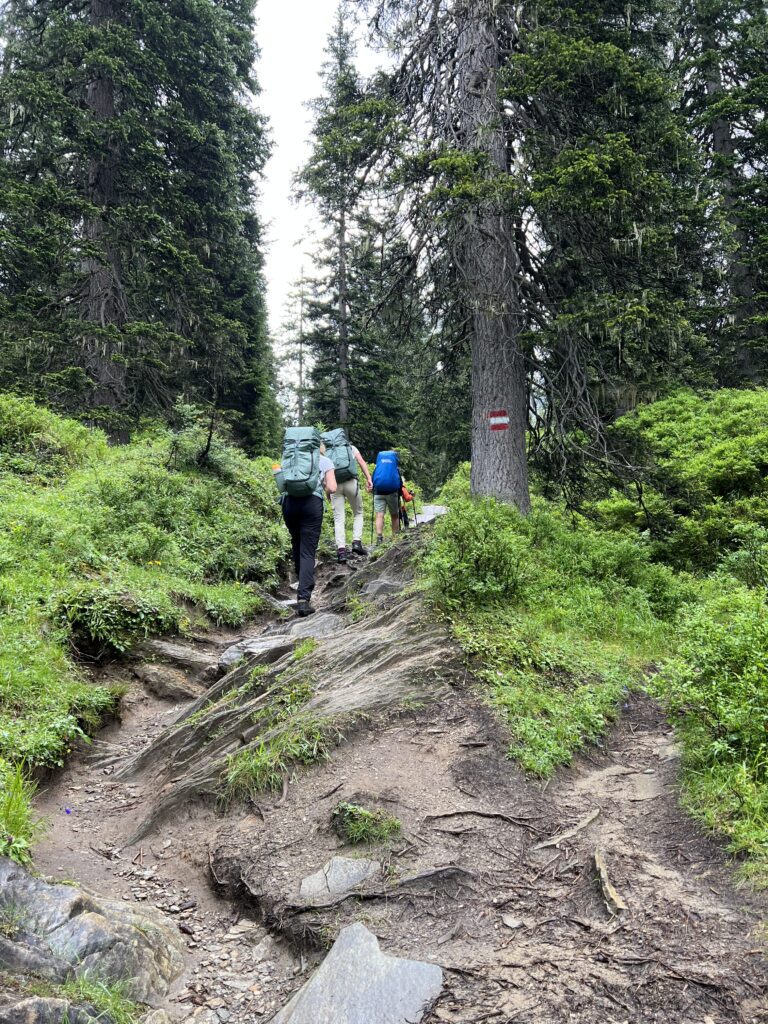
[7,525,768,1024]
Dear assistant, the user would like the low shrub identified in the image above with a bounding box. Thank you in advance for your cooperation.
[332,801,402,845]
[591,389,768,570]
[421,492,678,775]
[653,583,768,866]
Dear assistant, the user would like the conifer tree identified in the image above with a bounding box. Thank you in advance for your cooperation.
[675,0,768,382]
[359,0,712,502]
[0,0,279,444]
[298,8,398,439]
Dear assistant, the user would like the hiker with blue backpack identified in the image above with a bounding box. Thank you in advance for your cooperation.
[372,449,404,545]
[321,429,374,564]
[274,427,337,617]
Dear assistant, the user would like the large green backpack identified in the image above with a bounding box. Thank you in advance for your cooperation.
[321,428,357,484]
[281,427,321,497]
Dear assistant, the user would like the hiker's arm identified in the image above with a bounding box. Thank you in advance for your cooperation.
[324,468,337,496]
[355,451,373,491]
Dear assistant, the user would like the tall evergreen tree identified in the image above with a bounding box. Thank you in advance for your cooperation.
[674,0,768,382]
[359,0,712,503]
[297,8,398,437]
[503,0,713,485]
[0,0,279,445]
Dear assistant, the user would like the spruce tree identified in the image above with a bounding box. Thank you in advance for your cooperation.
[359,0,712,502]
[675,0,768,382]
[0,0,279,443]
[298,8,398,439]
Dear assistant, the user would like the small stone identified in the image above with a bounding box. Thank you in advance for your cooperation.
[501,915,524,930]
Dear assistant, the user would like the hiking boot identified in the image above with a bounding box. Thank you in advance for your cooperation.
[296,600,316,617]
[351,540,368,557]
[376,534,384,546]
[337,547,348,564]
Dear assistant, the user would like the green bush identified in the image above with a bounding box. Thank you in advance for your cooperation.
[654,583,768,864]
[421,492,677,775]
[592,389,768,569]
[420,498,532,609]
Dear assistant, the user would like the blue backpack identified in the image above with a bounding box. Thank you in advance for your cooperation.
[372,450,401,495]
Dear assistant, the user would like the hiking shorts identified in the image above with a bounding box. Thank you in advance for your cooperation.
[374,492,399,516]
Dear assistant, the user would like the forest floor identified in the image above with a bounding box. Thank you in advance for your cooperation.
[31,539,768,1024]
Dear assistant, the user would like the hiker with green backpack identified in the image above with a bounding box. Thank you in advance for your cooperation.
[274,427,337,617]
[321,428,373,564]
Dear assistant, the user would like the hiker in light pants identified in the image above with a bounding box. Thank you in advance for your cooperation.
[331,446,373,564]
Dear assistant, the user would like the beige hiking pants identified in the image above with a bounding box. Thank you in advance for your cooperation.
[331,478,364,548]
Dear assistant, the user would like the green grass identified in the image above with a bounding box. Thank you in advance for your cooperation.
[223,717,331,800]
[59,976,141,1024]
[332,801,402,845]
[652,580,768,877]
[0,763,48,865]
[421,494,681,776]
[0,394,288,861]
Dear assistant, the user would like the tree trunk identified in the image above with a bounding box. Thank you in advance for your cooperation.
[455,1,530,511]
[82,0,127,411]
[337,207,350,426]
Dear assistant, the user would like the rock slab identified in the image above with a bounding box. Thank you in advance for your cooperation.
[0,998,105,1024]
[298,857,380,902]
[269,922,442,1024]
[0,858,184,1004]
[219,634,296,670]
[288,612,345,640]
[133,662,202,701]
[360,579,404,599]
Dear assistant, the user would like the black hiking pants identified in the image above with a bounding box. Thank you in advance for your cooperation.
[281,494,324,602]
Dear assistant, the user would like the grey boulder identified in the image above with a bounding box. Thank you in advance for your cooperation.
[0,858,184,1003]
[0,998,106,1024]
[360,579,404,599]
[298,857,380,902]
[269,922,442,1024]
[218,634,296,670]
[133,662,202,701]
[288,612,345,639]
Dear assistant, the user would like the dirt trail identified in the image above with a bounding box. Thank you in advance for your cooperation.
[32,543,767,1024]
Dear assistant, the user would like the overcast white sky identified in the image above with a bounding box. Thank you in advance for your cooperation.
[255,0,380,336]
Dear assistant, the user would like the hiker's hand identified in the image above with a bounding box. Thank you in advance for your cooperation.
[366,479,373,492]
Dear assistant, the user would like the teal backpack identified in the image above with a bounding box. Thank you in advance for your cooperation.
[281,427,321,497]
[321,428,357,484]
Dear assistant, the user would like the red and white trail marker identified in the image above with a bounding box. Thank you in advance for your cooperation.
[488,409,510,431]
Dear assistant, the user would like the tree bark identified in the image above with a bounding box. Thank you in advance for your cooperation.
[455,1,530,511]
[82,0,128,411]
[337,207,350,426]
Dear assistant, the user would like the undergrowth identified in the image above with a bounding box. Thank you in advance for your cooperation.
[421,493,682,776]
[0,763,47,865]
[0,395,288,861]
[332,801,402,845]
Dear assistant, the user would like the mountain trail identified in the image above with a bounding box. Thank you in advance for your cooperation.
[29,535,767,1023]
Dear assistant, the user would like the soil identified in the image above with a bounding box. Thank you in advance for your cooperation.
[29,545,768,1024]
